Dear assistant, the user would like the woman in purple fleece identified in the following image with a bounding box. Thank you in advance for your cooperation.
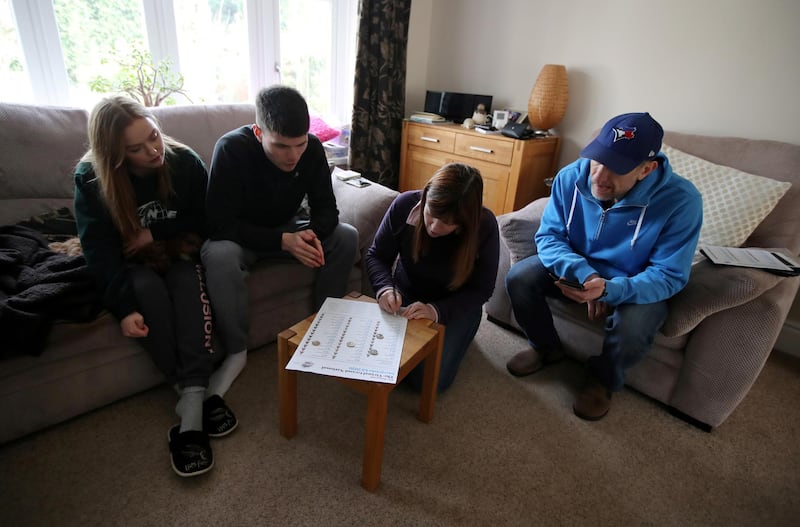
[366,163,500,392]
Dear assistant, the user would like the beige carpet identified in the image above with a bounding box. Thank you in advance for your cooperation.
[1,316,798,527]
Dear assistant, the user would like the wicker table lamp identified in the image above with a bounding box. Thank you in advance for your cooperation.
[528,64,569,132]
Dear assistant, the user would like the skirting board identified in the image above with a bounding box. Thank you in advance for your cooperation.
[775,319,800,358]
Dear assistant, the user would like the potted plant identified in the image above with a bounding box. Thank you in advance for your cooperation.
[90,43,190,106]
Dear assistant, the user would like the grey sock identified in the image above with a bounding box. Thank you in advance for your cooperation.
[176,386,205,433]
[206,350,247,399]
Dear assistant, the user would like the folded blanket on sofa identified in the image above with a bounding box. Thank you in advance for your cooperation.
[0,225,100,357]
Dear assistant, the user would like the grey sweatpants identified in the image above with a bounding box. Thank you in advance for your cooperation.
[200,222,359,355]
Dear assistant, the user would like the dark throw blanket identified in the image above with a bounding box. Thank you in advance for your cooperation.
[0,225,100,357]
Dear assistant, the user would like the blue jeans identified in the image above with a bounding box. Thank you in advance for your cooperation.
[404,306,483,393]
[201,222,359,355]
[506,255,668,391]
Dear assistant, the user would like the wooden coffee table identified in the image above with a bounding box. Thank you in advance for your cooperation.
[277,291,444,491]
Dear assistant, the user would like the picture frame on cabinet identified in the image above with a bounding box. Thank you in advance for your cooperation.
[506,109,528,124]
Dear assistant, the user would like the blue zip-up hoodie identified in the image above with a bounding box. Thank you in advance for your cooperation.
[535,154,702,306]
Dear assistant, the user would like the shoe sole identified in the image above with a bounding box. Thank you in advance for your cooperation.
[167,425,215,477]
[572,406,609,421]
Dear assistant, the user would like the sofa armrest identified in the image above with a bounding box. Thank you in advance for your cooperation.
[332,177,398,256]
[669,276,800,427]
[662,257,788,337]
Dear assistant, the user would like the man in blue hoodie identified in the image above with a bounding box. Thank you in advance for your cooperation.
[505,112,702,421]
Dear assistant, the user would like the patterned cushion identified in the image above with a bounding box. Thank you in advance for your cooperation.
[663,144,791,249]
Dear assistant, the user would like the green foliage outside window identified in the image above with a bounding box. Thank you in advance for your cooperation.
[88,43,190,107]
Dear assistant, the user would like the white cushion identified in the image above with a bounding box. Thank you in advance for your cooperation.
[663,144,791,250]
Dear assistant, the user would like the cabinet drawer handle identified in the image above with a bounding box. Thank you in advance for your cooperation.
[420,136,440,143]
[470,146,494,154]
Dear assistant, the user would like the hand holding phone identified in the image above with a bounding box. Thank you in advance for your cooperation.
[547,271,585,290]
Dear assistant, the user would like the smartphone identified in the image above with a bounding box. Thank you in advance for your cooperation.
[547,271,584,290]
[345,178,371,188]
[558,278,585,290]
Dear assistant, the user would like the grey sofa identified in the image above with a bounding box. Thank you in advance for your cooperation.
[485,131,800,430]
[0,102,398,444]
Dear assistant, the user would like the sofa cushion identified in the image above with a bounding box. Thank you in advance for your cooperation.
[0,103,88,225]
[498,198,548,264]
[309,116,341,142]
[151,104,256,167]
[663,144,791,252]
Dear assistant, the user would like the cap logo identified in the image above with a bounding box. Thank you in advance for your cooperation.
[612,126,636,142]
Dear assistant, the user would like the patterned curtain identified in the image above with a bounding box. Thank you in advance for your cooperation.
[349,0,412,189]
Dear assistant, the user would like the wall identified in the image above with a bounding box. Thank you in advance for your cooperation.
[406,0,800,354]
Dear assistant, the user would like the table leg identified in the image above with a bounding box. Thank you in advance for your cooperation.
[277,329,298,438]
[361,384,391,491]
[417,322,444,423]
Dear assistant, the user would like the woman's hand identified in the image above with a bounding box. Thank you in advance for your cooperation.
[402,301,436,321]
[378,289,402,315]
[120,311,149,338]
[124,229,154,257]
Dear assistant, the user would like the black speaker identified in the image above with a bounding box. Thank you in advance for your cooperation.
[424,91,493,124]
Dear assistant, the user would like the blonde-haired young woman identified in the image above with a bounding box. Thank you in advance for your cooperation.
[74,96,237,477]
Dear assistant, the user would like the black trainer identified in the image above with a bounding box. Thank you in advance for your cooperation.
[167,425,214,477]
[203,395,238,438]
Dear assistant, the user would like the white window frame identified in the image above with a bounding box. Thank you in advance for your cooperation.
[8,0,357,122]
[10,0,70,104]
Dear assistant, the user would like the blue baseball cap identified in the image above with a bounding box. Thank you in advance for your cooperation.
[580,112,664,175]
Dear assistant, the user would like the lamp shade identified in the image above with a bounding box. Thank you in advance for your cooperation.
[527,64,569,131]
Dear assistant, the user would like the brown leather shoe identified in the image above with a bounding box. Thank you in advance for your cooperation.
[506,348,563,377]
[573,377,612,421]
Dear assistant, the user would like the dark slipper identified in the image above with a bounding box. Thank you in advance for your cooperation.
[167,425,214,477]
[203,395,238,438]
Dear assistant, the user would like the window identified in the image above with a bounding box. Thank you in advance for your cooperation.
[0,0,32,103]
[173,0,249,104]
[52,0,147,108]
[4,0,358,124]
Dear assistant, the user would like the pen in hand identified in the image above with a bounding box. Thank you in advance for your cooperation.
[391,265,400,315]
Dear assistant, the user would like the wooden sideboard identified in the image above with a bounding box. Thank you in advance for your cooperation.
[398,121,561,216]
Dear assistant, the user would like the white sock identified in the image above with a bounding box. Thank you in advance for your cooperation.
[176,386,205,433]
[206,350,247,399]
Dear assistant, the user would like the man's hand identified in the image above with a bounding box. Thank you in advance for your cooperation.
[120,312,149,338]
[124,229,154,257]
[402,301,436,321]
[586,299,612,321]
[555,275,606,305]
[282,230,325,268]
